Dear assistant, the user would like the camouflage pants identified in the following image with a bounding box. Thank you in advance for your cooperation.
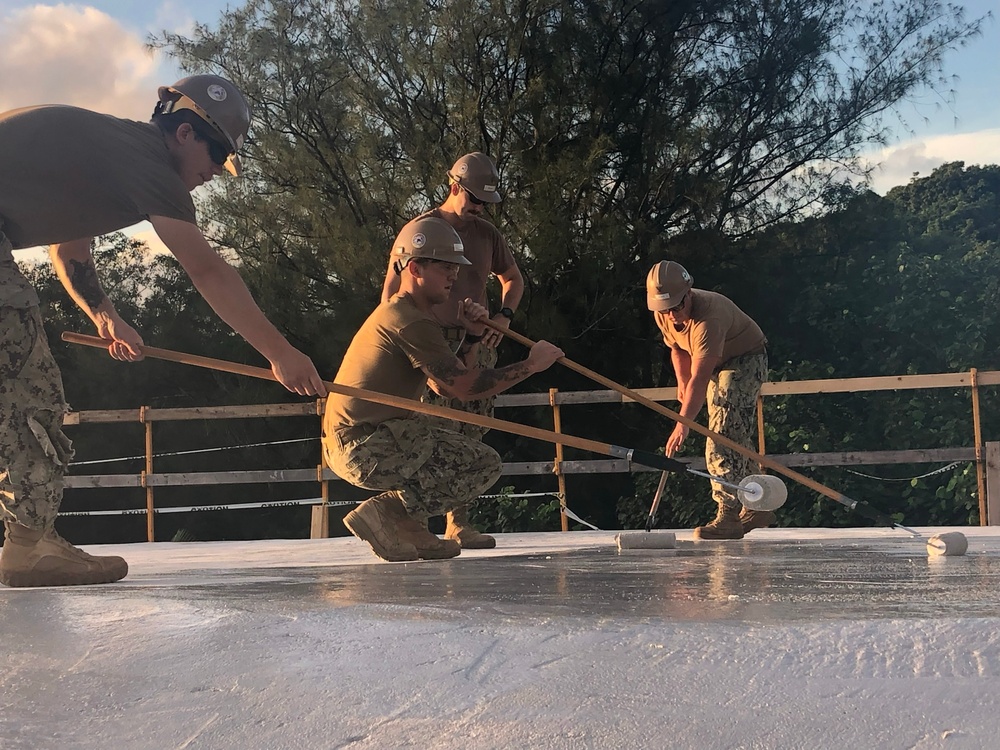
[421,337,497,440]
[0,305,74,530]
[323,415,503,521]
[705,350,768,510]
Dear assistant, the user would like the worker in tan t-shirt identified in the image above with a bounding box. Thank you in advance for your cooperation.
[380,152,524,549]
[647,261,772,539]
[0,75,326,588]
[326,216,562,562]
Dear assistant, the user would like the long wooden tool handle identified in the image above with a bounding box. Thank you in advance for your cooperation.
[486,320,894,525]
[61,331,688,475]
[644,470,670,532]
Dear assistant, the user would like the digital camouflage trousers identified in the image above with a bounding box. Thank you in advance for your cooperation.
[705,350,768,511]
[323,415,503,521]
[0,305,74,530]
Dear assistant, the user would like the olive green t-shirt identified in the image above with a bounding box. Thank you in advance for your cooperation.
[0,105,196,307]
[419,208,516,327]
[324,294,458,430]
[654,289,765,363]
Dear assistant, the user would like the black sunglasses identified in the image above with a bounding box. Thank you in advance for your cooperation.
[667,294,687,313]
[193,128,232,167]
[462,186,486,206]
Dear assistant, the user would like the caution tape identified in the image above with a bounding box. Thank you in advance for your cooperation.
[843,461,965,483]
[70,437,317,467]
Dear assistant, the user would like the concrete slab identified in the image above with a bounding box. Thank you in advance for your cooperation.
[2,528,999,749]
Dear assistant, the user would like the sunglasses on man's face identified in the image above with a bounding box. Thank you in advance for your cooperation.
[462,186,486,206]
[203,137,232,167]
[666,294,687,313]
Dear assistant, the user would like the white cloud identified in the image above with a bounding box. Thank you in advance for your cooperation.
[865,129,1000,194]
[0,4,175,119]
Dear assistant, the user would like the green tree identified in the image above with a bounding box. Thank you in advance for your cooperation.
[155,0,982,392]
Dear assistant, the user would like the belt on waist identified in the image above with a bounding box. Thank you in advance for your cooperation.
[442,326,465,342]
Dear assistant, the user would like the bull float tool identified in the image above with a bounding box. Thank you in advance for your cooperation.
[480,320,968,554]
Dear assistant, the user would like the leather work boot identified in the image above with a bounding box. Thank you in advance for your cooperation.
[740,507,776,534]
[444,505,496,549]
[396,512,461,560]
[0,522,129,587]
[343,494,420,562]
[693,505,745,540]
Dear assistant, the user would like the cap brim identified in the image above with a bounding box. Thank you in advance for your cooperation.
[224,153,242,177]
[474,190,502,203]
[647,294,672,312]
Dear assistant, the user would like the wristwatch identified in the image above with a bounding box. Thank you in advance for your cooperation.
[498,307,515,320]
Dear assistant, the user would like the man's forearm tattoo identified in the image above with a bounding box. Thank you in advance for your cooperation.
[427,358,533,397]
[426,359,464,388]
[68,258,106,310]
[470,362,532,395]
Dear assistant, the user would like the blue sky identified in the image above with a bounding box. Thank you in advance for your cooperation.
[1,0,997,200]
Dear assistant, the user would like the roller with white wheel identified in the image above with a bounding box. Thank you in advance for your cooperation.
[738,474,788,512]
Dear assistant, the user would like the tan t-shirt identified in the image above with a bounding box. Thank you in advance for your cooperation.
[654,289,765,363]
[420,207,516,327]
[0,105,196,307]
[324,294,458,430]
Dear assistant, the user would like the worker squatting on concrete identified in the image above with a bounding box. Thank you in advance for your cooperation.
[380,152,524,549]
[324,216,563,562]
[0,75,327,588]
[646,261,774,539]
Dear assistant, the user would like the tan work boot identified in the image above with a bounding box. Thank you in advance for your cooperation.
[343,494,419,562]
[740,507,776,534]
[444,505,496,549]
[693,505,745,540]
[0,522,128,587]
[396,512,461,560]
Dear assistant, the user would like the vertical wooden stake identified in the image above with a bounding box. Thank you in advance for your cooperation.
[986,441,1000,526]
[756,392,766,472]
[550,388,568,532]
[140,405,155,542]
[310,398,329,538]
[972,368,987,526]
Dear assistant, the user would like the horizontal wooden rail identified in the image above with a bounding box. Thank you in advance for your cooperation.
[64,447,976,489]
[60,369,1000,424]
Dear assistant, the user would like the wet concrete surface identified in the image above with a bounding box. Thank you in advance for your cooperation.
[45,535,1000,624]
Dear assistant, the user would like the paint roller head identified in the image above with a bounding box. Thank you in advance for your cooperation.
[738,474,787,512]
[616,531,677,551]
[926,531,968,557]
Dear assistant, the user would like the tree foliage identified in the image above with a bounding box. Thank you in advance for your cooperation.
[154,0,981,388]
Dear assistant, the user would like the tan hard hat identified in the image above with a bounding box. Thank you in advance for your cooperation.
[157,75,251,176]
[447,152,502,203]
[392,216,471,269]
[646,261,693,311]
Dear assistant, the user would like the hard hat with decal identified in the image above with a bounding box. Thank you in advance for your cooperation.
[392,216,471,270]
[156,74,251,176]
[447,152,502,203]
[646,261,693,312]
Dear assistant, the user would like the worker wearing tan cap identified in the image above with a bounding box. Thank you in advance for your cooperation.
[381,152,524,549]
[646,261,771,539]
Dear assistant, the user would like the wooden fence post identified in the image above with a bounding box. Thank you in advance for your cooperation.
[756,392,766,472]
[971,368,987,526]
[310,398,329,538]
[986,441,1000,526]
[140,405,155,542]
[550,388,569,531]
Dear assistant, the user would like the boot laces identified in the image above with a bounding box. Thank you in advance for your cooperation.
[43,531,97,561]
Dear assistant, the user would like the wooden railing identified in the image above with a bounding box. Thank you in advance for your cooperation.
[62,368,1000,540]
